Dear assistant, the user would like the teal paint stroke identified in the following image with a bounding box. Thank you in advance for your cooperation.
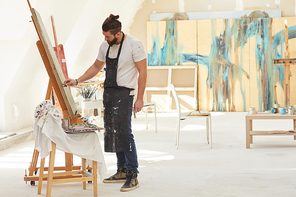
[148,21,184,66]
[148,19,296,111]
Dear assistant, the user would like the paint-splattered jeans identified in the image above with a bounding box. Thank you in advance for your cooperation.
[116,95,139,174]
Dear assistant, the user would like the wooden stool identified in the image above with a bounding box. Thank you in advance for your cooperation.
[38,142,97,197]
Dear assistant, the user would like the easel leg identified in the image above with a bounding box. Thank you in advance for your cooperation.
[29,149,39,176]
[46,142,56,197]
[93,161,98,197]
[82,158,86,190]
[65,152,73,171]
[38,157,45,194]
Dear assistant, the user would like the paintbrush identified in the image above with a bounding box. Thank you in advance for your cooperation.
[76,85,97,100]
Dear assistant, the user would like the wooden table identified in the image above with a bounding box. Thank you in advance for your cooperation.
[245,113,296,148]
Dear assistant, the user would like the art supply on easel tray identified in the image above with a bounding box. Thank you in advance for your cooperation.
[61,118,69,128]
[249,107,256,114]
[271,108,278,113]
[77,85,97,101]
[63,123,102,134]
[279,107,287,115]
[288,106,294,115]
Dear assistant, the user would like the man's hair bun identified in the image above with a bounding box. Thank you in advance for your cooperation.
[102,14,122,35]
[109,14,119,21]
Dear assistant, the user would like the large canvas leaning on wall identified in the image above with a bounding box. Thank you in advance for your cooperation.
[147,20,197,66]
[147,17,296,112]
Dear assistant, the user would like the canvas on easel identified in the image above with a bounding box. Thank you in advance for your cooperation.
[24,4,87,186]
[25,4,100,195]
[31,8,78,119]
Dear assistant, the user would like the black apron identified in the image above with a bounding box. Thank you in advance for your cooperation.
[103,32,132,153]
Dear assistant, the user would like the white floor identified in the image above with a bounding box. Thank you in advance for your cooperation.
[1,112,296,197]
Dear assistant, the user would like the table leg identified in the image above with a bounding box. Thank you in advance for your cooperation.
[250,119,253,144]
[206,117,209,144]
[246,117,252,148]
[294,119,296,140]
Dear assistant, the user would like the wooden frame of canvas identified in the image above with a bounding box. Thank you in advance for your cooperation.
[30,8,78,119]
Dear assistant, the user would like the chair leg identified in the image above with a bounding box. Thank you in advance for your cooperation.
[153,104,157,133]
[92,161,98,197]
[46,142,56,197]
[145,107,148,130]
[38,157,45,194]
[206,117,210,144]
[209,115,212,149]
[176,119,180,149]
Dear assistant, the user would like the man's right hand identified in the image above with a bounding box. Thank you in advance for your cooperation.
[64,78,77,86]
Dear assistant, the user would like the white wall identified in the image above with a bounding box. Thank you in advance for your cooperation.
[0,0,295,132]
[0,0,144,132]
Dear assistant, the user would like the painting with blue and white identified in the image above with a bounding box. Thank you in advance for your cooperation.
[147,20,197,66]
[147,17,296,112]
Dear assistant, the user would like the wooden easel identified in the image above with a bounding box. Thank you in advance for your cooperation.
[24,2,98,196]
[273,20,296,107]
[24,2,83,186]
[24,40,83,184]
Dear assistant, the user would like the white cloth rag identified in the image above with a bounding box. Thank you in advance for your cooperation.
[33,100,107,179]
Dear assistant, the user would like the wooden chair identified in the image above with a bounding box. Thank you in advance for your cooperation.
[38,141,98,197]
[169,84,212,149]
[142,103,157,133]
[133,91,157,133]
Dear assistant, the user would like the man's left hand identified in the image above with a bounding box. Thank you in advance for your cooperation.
[133,99,144,113]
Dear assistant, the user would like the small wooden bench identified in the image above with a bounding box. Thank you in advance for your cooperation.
[246,113,296,148]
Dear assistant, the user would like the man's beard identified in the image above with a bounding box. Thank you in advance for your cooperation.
[107,37,118,46]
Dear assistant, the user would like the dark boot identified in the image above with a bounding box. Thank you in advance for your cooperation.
[120,171,139,192]
[103,168,126,183]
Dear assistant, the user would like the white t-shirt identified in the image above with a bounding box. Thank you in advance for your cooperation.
[96,34,146,91]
